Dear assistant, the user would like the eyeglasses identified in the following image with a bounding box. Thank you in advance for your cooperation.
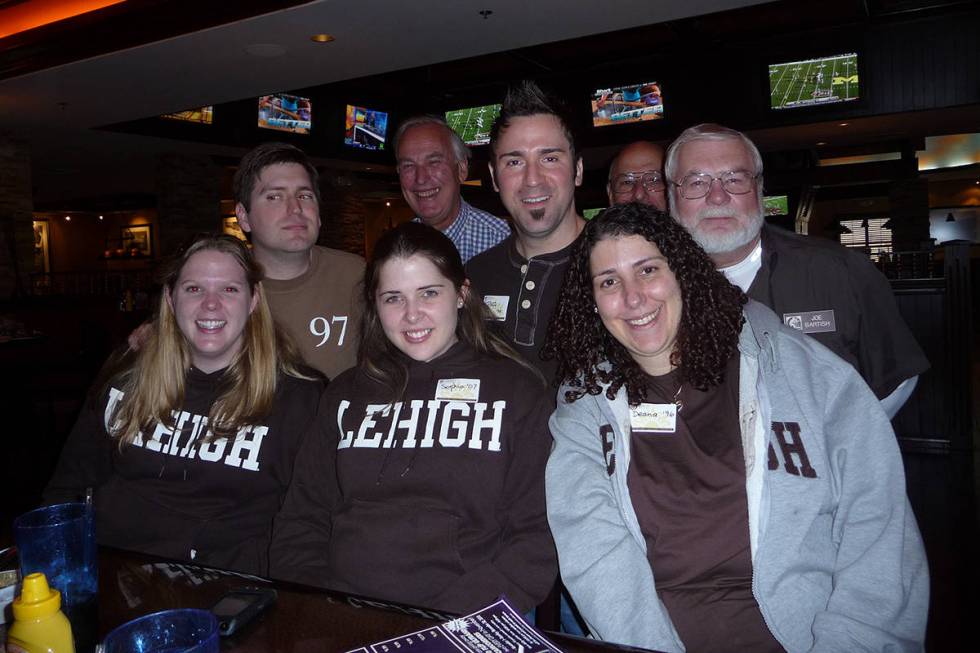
[672,170,760,200]
[609,171,666,196]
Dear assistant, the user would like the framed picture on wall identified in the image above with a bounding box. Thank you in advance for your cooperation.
[33,220,50,273]
[222,216,248,242]
[121,224,153,257]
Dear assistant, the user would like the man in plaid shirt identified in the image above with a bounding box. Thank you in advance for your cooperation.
[395,115,510,262]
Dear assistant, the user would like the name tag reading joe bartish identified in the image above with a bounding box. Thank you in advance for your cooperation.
[783,309,836,334]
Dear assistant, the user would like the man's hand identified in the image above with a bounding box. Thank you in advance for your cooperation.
[127,322,153,352]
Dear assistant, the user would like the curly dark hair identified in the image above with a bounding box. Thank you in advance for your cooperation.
[541,202,746,406]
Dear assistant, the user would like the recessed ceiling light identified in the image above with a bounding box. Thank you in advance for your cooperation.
[245,43,287,58]
[64,215,71,221]
[816,141,827,146]
[838,122,849,127]
[386,201,391,207]
[310,34,335,43]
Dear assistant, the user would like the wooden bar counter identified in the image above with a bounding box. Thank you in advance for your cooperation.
[92,548,658,653]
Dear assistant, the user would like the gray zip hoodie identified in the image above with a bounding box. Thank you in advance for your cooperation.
[546,300,928,652]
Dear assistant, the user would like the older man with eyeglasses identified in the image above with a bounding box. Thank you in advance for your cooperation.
[606,141,667,211]
[665,123,928,418]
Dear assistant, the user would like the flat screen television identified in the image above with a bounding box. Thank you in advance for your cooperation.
[161,106,213,124]
[591,81,664,127]
[763,195,789,216]
[769,53,859,110]
[344,105,388,150]
[445,103,501,146]
[258,93,312,134]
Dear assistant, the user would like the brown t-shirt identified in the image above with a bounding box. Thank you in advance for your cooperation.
[263,245,365,381]
[626,357,783,652]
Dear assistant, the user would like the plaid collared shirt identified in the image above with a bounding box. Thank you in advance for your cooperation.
[415,199,510,263]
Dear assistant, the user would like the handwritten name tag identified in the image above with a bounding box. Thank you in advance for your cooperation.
[629,403,677,433]
[436,378,481,403]
[483,295,509,321]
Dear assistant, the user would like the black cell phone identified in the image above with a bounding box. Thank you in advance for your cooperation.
[210,587,277,637]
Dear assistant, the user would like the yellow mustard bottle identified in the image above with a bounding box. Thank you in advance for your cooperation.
[5,572,75,653]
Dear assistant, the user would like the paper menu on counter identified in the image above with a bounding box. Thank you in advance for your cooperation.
[345,597,563,653]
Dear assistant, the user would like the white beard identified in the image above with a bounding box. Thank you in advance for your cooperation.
[677,205,764,255]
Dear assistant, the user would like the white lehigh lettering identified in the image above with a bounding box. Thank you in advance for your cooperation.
[225,425,267,471]
[166,411,191,455]
[469,401,505,451]
[419,400,442,448]
[438,401,471,447]
[352,404,389,448]
[145,419,173,452]
[102,386,268,470]
[104,387,125,430]
[197,434,227,462]
[381,402,403,448]
[398,400,425,448]
[336,400,353,448]
[335,400,508,452]
[179,414,207,457]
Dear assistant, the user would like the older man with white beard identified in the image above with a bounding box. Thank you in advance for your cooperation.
[665,123,928,417]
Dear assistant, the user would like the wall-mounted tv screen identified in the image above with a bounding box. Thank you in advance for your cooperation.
[445,103,501,146]
[344,105,388,150]
[258,93,312,134]
[763,195,789,216]
[161,106,213,124]
[591,81,663,127]
[769,53,859,110]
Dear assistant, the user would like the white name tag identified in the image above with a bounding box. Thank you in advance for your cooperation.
[629,403,677,433]
[435,378,481,403]
[483,295,509,321]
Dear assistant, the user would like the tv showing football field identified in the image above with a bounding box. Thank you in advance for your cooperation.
[445,103,501,146]
[769,53,859,110]
[763,195,789,216]
[345,105,388,150]
[258,93,312,134]
[591,81,664,127]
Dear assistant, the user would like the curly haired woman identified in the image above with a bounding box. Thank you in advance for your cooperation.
[542,203,928,653]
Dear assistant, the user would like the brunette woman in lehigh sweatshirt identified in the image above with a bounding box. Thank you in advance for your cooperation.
[271,222,557,615]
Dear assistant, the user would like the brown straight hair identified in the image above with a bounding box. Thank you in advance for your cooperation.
[358,222,544,405]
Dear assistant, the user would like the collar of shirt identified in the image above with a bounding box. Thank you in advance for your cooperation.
[505,232,579,269]
[441,199,472,243]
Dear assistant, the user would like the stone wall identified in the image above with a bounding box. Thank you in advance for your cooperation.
[155,153,222,257]
[0,133,34,299]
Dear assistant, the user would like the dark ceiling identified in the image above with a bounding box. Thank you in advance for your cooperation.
[1,0,977,212]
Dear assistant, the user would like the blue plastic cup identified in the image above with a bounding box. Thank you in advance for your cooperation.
[101,608,219,653]
[14,502,99,651]
[14,502,98,609]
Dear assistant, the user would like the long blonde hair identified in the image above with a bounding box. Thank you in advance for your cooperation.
[108,234,311,445]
